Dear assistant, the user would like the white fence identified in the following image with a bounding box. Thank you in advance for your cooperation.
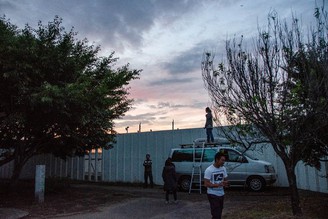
[102,128,328,193]
[0,150,102,181]
[1,127,327,193]
[0,154,85,180]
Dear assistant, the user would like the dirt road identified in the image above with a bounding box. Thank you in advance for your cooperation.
[1,182,326,218]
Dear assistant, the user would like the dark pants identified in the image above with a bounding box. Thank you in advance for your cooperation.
[165,190,177,201]
[207,194,224,219]
[144,171,153,187]
[206,128,214,143]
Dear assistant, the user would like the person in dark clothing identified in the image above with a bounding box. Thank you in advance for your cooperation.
[143,153,153,188]
[162,158,178,204]
[205,107,214,143]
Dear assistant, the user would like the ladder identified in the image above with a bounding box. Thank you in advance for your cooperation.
[189,142,206,194]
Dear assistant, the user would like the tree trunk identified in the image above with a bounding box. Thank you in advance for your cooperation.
[9,144,28,188]
[285,166,303,216]
[11,159,25,182]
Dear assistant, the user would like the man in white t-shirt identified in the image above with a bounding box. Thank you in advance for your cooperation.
[204,152,229,219]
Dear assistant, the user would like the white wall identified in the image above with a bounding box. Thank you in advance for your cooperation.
[1,127,327,193]
[102,128,328,193]
[102,128,205,185]
[0,154,84,180]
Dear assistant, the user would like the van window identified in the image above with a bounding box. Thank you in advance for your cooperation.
[172,148,218,162]
[227,150,241,162]
[171,149,202,162]
[218,149,241,162]
[203,148,217,162]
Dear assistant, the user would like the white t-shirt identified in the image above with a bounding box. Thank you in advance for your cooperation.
[204,164,228,196]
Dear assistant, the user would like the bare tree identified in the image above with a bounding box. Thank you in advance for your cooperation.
[202,7,328,216]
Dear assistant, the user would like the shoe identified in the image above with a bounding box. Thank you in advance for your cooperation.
[165,201,169,204]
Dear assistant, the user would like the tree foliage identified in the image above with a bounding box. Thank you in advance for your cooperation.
[0,16,140,180]
[202,7,328,216]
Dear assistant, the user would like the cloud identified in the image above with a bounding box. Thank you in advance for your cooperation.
[0,0,180,51]
[0,0,15,12]
[162,52,201,75]
[150,77,195,86]
[149,102,190,109]
[0,0,317,134]
[160,38,224,74]
[120,112,157,121]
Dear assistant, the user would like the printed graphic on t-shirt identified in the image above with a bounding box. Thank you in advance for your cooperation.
[205,166,227,196]
[211,170,225,191]
[214,172,224,182]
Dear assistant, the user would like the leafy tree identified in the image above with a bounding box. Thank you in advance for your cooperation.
[202,7,328,216]
[0,16,140,183]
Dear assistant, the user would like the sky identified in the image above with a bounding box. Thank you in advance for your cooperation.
[0,0,321,133]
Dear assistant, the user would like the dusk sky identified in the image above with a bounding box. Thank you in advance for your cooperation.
[0,0,321,133]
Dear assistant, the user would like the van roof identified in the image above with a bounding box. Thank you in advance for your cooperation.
[193,137,230,144]
[177,144,232,149]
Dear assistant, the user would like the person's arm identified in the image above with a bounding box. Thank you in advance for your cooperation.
[222,168,229,187]
[162,168,165,181]
[204,114,208,128]
[204,178,226,188]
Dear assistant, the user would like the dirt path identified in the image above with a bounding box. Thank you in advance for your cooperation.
[46,185,281,219]
[53,197,211,219]
[49,185,212,219]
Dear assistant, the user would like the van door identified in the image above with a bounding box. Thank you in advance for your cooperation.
[171,149,194,175]
[218,148,248,186]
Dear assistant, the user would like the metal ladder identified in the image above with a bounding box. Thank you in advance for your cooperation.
[189,142,206,194]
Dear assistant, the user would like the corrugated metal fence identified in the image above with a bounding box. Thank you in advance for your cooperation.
[1,127,327,193]
[0,153,85,180]
[103,128,328,193]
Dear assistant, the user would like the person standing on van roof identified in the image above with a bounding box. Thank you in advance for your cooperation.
[204,152,229,219]
[205,107,214,143]
[162,158,178,204]
[143,153,154,188]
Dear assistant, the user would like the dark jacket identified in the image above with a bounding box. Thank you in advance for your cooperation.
[205,112,213,129]
[143,159,152,172]
[162,165,177,192]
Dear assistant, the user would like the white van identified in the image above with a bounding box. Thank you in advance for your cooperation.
[170,138,277,192]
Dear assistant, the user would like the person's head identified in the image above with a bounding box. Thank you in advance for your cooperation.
[205,107,211,113]
[165,158,172,166]
[146,154,150,159]
[214,152,226,167]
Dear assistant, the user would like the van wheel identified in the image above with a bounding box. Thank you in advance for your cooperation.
[179,176,191,192]
[247,176,265,192]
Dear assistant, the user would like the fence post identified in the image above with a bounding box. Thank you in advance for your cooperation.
[35,165,45,203]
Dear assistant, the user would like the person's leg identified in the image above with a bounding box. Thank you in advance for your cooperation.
[144,172,148,187]
[207,194,224,219]
[149,172,154,187]
[173,190,177,201]
[165,191,170,202]
[217,195,224,218]
[206,128,211,143]
[209,128,214,142]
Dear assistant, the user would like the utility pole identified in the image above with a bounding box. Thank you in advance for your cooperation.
[138,122,141,132]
